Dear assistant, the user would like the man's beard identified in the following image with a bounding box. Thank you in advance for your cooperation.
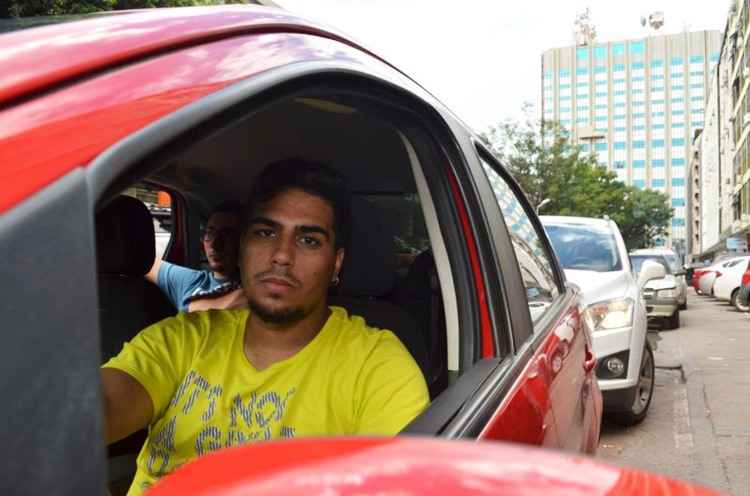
[248,296,306,325]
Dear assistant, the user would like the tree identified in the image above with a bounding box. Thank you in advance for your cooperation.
[481,104,673,249]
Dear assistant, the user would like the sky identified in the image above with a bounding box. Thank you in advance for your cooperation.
[277,0,730,133]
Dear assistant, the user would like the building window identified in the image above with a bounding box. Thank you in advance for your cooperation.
[672,138,685,146]
[595,115,608,121]
[672,158,686,165]
[671,57,684,65]
[673,123,685,128]
[594,66,607,73]
[651,59,663,67]
[632,62,645,70]
[632,75,645,81]
[652,124,665,130]
[691,96,704,102]
[671,97,685,104]
[577,47,589,61]
[690,71,704,77]
[671,85,684,91]
[594,46,607,59]
[690,55,704,63]
[652,139,665,147]
[633,141,645,149]
[633,160,646,168]
[671,73,684,79]
[614,161,626,169]
[691,120,703,127]
[613,63,625,72]
[631,41,645,54]
[652,74,665,80]
[690,83,703,89]
[652,179,666,187]
[559,69,570,77]
[595,142,608,151]
[691,109,703,114]
[634,179,646,188]
[580,144,590,152]
[653,159,665,167]
[614,142,626,150]
[672,110,685,116]
[672,178,686,186]
[633,112,646,119]
[613,42,625,56]
[672,198,686,206]
[577,68,588,76]
[672,218,686,226]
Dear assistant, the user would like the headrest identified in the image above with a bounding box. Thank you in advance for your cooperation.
[96,195,156,276]
[337,196,397,297]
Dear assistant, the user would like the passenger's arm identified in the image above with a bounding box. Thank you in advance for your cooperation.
[101,368,154,444]
[145,257,162,284]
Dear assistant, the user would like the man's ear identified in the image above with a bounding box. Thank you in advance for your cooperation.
[333,248,345,279]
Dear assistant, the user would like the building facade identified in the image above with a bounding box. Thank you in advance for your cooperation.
[541,30,722,254]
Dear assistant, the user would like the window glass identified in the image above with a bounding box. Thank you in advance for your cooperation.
[123,183,173,259]
[478,156,559,323]
[544,221,622,272]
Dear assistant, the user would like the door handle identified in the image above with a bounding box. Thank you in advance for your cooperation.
[583,345,596,373]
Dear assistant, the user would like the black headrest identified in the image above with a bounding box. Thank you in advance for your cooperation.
[337,197,397,297]
[96,195,155,276]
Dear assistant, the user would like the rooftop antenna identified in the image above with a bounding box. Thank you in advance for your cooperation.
[641,11,665,35]
[574,7,597,46]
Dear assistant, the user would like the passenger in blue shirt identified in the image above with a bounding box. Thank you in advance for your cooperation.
[146,205,243,311]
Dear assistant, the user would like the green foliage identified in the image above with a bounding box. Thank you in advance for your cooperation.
[481,104,673,250]
[1,0,252,17]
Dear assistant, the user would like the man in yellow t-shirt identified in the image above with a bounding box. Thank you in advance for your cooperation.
[101,159,429,495]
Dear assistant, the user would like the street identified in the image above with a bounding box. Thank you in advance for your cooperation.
[598,292,750,495]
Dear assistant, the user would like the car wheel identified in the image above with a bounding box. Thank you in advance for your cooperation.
[662,310,680,330]
[610,342,655,426]
[733,289,749,312]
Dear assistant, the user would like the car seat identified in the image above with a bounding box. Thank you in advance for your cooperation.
[328,196,429,380]
[393,249,448,398]
[95,195,176,494]
[96,195,175,363]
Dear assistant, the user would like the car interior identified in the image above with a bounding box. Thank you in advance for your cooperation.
[94,85,470,493]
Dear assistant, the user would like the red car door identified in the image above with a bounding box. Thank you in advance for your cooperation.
[469,147,601,453]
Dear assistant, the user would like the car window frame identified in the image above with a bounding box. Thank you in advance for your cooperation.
[472,144,569,341]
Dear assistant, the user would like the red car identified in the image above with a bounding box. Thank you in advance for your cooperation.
[0,6,706,496]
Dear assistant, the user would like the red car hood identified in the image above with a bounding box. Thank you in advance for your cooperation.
[150,437,721,496]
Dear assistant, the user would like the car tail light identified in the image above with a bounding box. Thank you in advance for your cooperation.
[715,271,723,279]
[743,269,750,286]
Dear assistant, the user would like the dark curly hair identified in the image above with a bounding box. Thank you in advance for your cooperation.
[244,159,351,250]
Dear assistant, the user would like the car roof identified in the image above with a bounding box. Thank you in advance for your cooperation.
[0,6,397,106]
[630,248,677,256]
[540,215,614,229]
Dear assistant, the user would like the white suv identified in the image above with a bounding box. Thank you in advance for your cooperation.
[542,216,665,425]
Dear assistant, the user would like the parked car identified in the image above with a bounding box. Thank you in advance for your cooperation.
[629,252,681,329]
[0,7,602,495]
[698,257,746,296]
[735,265,750,312]
[712,256,750,309]
[541,216,665,426]
[630,248,687,310]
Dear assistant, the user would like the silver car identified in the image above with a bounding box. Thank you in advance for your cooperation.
[630,248,688,310]
[629,252,683,330]
[542,216,665,425]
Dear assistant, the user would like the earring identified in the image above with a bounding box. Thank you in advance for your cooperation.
[332,275,340,286]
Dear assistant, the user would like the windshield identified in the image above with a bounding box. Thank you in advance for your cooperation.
[544,223,622,272]
[631,255,672,275]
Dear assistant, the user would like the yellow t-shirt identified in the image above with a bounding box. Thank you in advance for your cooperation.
[103,306,429,495]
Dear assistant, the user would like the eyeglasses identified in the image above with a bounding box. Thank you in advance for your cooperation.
[201,227,239,242]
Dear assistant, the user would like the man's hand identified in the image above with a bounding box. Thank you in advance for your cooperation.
[101,368,153,444]
[188,288,248,312]
[145,258,161,284]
